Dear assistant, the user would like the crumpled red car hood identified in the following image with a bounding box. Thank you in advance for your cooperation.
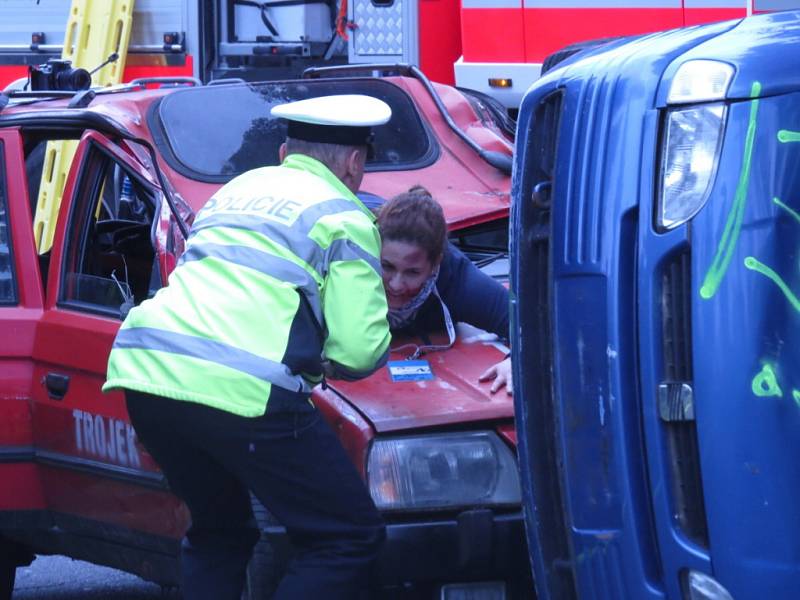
[328,328,513,433]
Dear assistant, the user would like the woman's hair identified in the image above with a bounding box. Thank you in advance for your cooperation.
[377,185,447,263]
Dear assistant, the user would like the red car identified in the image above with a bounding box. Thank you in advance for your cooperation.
[0,65,530,599]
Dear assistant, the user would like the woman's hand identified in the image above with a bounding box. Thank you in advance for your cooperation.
[478,357,513,395]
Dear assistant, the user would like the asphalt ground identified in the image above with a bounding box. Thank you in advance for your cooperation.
[12,555,168,599]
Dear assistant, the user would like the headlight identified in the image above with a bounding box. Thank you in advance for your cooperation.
[657,60,734,231]
[656,103,726,230]
[367,431,521,511]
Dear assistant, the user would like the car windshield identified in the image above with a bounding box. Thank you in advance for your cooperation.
[154,78,437,182]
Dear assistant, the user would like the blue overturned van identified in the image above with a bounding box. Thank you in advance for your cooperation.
[511,10,800,600]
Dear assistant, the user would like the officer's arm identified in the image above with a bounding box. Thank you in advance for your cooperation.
[318,216,390,380]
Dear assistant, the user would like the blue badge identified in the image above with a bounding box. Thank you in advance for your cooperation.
[387,360,434,382]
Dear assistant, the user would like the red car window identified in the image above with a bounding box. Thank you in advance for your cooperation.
[0,143,16,305]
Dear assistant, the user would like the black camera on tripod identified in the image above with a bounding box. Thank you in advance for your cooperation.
[29,59,92,92]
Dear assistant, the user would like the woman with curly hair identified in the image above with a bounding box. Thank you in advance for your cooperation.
[372,185,512,394]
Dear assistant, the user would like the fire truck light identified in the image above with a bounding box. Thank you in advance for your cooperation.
[488,78,512,89]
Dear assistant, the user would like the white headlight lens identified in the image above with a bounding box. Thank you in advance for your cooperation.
[668,60,734,104]
[367,432,521,511]
[684,570,734,600]
[657,104,726,230]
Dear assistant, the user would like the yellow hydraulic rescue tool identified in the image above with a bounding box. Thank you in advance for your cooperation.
[33,0,135,253]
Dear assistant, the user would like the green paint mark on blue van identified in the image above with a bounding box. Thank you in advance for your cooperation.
[700,82,762,300]
[752,363,783,398]
[744,257,800,313]
[773,197,800,225]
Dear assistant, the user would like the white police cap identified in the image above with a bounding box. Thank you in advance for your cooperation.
[271,94,391,146]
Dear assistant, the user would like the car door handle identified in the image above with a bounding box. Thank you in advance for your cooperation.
[43,373,71,400]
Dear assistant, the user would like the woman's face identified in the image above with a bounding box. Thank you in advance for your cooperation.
[381,239,437,309]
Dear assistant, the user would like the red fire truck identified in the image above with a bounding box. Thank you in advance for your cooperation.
[454,0,799,108]
[6,0,799,112]
[0,0,464,91]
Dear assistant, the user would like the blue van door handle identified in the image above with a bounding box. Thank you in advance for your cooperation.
[43,373,71,401]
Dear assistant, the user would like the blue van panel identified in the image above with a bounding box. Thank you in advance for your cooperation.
[691,91,800,596]
[512,10,800,600]
[657,11,800,106]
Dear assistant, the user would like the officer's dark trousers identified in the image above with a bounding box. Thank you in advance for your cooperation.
[125,390,385,600]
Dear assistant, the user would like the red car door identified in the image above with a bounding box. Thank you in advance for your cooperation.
[30,131,187,558]
[0,129,47,514]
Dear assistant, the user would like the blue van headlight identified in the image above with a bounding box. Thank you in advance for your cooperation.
[367,432,521,511]
[657,60,734,231]
[657,103,726,230]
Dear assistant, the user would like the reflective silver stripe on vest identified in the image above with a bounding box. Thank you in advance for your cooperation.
[114,327,313,394]
[178,243,324,324]
[329,347,390,381]
[192,198,381,280]
[324,238,381,275]
[193,197,357,245]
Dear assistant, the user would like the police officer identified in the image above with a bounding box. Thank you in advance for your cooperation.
[103,94,392,600]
